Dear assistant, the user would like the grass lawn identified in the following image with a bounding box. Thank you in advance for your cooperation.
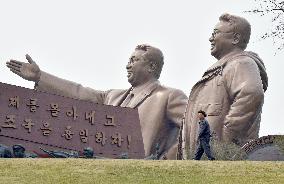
[0,159,283,184]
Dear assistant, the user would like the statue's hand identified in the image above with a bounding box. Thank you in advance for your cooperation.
[6,54,41,82]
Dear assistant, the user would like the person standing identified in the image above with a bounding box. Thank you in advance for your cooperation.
[194,110,215,160]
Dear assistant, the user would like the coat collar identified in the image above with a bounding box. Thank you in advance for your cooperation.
[113,88,133,106]
[128,80,160,108]
[192,51,243,89]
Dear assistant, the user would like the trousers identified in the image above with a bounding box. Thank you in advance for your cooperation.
[194,137,215,160]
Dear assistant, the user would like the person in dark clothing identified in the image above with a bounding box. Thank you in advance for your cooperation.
[194,110,215,160]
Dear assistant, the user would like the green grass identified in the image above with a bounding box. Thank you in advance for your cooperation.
[275,135,284,154]
[0,159,283,184]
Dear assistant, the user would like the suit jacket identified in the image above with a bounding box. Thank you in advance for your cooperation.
[198,119,211,140]
[36,71,188,159]
[181,51,267,159]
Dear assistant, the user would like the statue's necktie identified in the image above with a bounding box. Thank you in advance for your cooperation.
[121,92,134,107]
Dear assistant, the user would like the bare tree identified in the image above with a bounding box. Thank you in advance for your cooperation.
[245,0,284,51]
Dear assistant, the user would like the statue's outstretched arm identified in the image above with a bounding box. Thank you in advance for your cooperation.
[6,54,107,104]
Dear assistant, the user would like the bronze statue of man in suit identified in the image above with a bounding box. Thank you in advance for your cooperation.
[6,44,188,159]
[180,13,268,159]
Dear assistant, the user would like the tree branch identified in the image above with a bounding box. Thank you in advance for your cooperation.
[272,8,284,12]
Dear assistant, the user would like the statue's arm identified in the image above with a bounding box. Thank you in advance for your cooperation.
[166,89,188,127]
[36,71,106,103]
[164,89,188,159]
[222,57,264,142]
[6,55,107,104]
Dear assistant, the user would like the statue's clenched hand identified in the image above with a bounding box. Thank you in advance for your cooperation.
[6,54,41,82]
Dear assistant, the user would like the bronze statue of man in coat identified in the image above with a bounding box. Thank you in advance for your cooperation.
[180,13,268,159]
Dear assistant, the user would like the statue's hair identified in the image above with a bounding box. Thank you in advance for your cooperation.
[135,44,164,79]
[219,13,251,50]
[12,144,25,151]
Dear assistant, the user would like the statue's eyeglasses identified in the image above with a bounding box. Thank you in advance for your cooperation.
[128,56,140,65]
[211,29,233,39]
[128,55,146,65]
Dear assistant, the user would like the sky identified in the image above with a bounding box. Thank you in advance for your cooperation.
[0,0,283,136]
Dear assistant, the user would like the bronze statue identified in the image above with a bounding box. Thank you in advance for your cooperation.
[180,13,268,159]
[83,147,94,158]
[12,144,26,158]
[0,144,12,158]
[82,147,128,159]
[40,147,79,158]
[144,143,160,160]
[6,44,188,159]
[12,144,37,158]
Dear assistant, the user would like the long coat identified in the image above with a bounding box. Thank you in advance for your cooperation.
[181,51,268,159]
[36,72,188,159]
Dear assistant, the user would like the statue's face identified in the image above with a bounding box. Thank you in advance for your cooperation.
[126,50,151,87]
[209,21,234,60]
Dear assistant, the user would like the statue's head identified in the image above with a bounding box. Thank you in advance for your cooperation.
[126,44,164,87]
[12,144,26,158]
[0,144,12,158]
[209,13,251,59]
[83,147,94,158]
